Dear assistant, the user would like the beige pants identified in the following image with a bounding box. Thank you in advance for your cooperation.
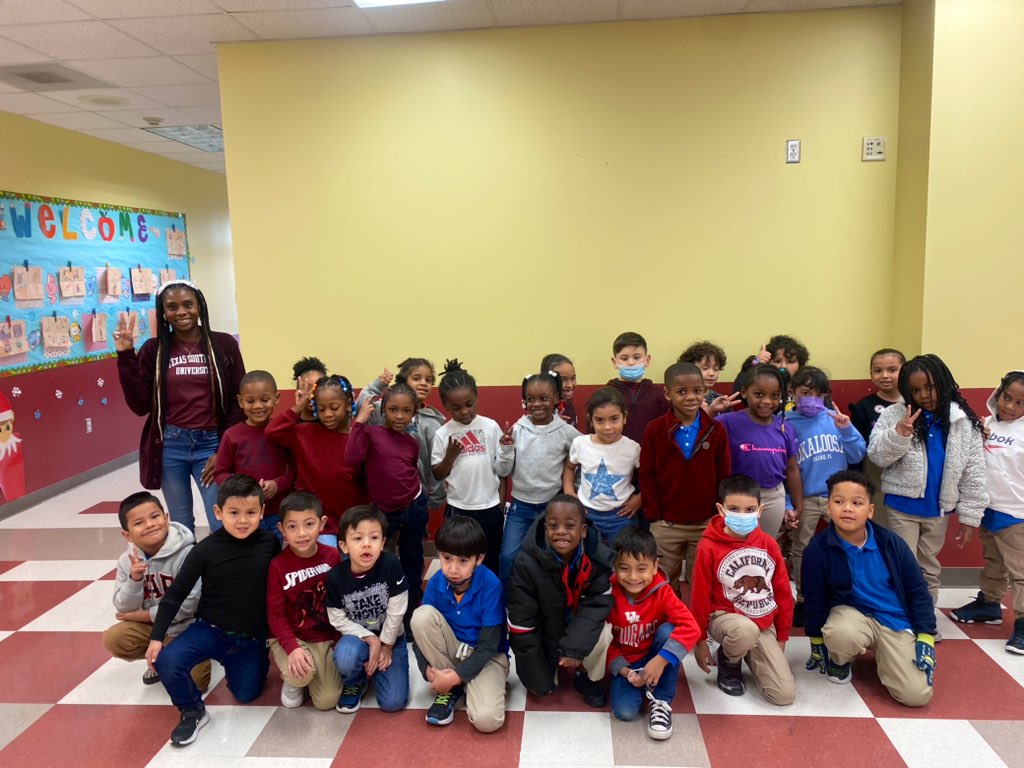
[577,623,613,683]
[411,605,510,733]
[269,638,343,711]
[102,620,211,691]
[979,522,1024,618]
[886,507,947,605]
[792,496,829,601]
[651,519,711,591]
[760,483,787,539]
[822,605,932,707]
[709,612,795,705]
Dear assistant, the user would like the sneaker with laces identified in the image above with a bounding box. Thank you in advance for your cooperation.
[716,646,745,696]
[425,687,462,726]
[169,708,209,747]
[280,682,305,709]
[645,690,673,740]
[825,655,852,685]
[1007,618,1024,656]
[142,667,161,685]
[335,683,367,714]
[572,670,607,708]
[951,592,1003,625]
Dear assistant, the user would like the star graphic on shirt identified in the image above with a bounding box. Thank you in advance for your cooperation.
[584,458,625,502]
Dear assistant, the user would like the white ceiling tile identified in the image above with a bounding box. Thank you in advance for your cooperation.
[620,0,748,19]
[364,0,493,34]
[180,104,223,123]
[28,111,127,130]
[110,14,257,55]
[0,92,73,114]
[148,147,221,162]
[173,53,219,79]
[67,0,224,18]
[136,82,221,107]
[491,0,619,27]
[0,0,92,24]
[232,7,374,38]
[43,87,166,110]
[100,105,207,127]
[0,36,52,65]
[119,137,206,151]
[2,21,159,59]
[67,56,211,86]
[80,126,174,142]
[214,1,351,11]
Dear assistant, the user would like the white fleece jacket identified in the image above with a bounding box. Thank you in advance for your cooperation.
[983,377,1024,520]
[867,401,989,527]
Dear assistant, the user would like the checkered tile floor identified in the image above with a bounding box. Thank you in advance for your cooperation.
[1,466,1023,768]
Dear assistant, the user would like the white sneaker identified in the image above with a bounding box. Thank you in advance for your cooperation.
[280,682,305,709]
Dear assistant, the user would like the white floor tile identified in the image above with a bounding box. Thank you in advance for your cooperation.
[0,559,114,581]
[506,652,528,712]
[237,759,333,768]
[974,639,1024,688]
[423,558,441,581]
[0,630,12,644]
[877,718,1008,768]
[684,636,873,717]
[21,581,115,632]
[149,706,276,758]
[933,608,968,641]
[146,755,240,768]
[61,657,226,706]
[520,711,614,766]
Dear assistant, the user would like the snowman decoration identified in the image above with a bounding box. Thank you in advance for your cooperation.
[0,391,25,502]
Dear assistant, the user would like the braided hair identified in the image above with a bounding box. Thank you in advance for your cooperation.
[995,370,1024,403]
[438,359,477,405]
[152,281,227,438]
[381,381,418,409]
[522,370,562,404]
[309,374,355,421]
[743,364,789,417]
[897,354,983,441]
[395,357,435,385]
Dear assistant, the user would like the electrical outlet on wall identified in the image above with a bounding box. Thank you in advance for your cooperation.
[863,136,887,161]
[786,139,801,164]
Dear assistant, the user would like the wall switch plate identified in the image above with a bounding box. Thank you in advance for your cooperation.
[863,136,887,161]
[786,139,801,164]
[85,417,92,434]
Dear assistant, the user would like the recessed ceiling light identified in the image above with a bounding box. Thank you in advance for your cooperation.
[144,124,223,153]
[78,94,130,107]
[353,0,446,8]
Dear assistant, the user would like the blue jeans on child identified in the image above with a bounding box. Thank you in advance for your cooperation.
[332,634,409,711]
[610,623,681,721]
[586,505,638,548]
[161,425,220,532]
[385,492,428,613]
[260,514,283,545]
[155,618,269,712]
[499,499,547,583]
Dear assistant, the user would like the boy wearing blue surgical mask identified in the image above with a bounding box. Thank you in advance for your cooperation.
[689,474,795,705]
[604,331,669,445]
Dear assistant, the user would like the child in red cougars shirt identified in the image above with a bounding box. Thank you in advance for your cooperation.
[690,474,795,705]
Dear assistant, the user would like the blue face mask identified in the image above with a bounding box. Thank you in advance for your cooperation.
[796,396,826,417]
[725,512,759,536]
[618,364,646,382]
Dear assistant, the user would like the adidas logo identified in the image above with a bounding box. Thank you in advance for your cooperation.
[458,429,488,455]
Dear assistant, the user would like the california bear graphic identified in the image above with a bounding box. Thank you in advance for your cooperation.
[732,574,768,595]
[716,546,778,618]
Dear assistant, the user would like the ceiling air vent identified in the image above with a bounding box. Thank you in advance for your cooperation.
[0,63,112,92]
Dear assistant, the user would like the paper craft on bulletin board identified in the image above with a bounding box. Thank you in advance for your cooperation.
[0,190,191,376]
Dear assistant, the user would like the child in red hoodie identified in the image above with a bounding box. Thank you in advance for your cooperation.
[607,527,700,741]
[690,474,795,705]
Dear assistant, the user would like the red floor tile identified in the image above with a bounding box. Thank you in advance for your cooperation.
[0,704,172,768]
[204,654,283,706]
[0,581,92,631]
[0,632,110,703]
[941,607,1018,640]
[332,709,524,768]
[98,569,117,581]
[853,639,1024,719]
[78,501,121,515]
[0,561,22,575]
[699,714,906,767]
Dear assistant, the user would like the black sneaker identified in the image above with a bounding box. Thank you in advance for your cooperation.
[1007,618,1024,656]
[425,687,462,726]
[142,667,161,685]
[716,646,745,696]
[645,689,673,740]
[792,602,806,628]
[169,708,209,747]
[572,670,607,708]
[825,655,852,684]
[951,592,1003,625]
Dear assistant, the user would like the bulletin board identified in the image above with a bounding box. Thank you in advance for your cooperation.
[0,190,190,376]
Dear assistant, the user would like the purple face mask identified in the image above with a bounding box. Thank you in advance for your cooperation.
[796,396,826,417]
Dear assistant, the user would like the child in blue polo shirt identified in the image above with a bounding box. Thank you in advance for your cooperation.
[410,516,509,733]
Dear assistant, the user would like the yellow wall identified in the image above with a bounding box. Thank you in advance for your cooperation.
[923,0,1024,388]
[0,111,235,333]
[220,7,902,387]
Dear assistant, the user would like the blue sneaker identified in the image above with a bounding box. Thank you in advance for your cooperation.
[425,687,462,726]
[951,592,1003,625]
[335,683,367,714]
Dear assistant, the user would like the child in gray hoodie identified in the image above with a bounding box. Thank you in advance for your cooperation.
[102,492,210,689]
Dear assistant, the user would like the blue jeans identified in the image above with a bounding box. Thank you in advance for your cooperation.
[586,505,638,548]
[610,623,680,720]
[499,499,547,583]
[260,514,283,545]
[317,533,338,548]
[385,493,428,619]
[155,619,269,712]
[162,425,220,532]
[332,634,409,712]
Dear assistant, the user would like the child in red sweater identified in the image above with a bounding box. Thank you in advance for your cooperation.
[640,362,731,594]
[607,527,700,741]
[691,474,795,705]
[214,371,294,540]
[266,492,343,710]
[266,375,367,547]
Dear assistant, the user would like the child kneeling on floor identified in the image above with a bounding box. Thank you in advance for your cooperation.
[103,492,211,691]
[607,527,700,741]
[267,492,343,710]
[411,516,509,732]
[690,474,795,705]
[506,493,615,707]
[801,470,935,707]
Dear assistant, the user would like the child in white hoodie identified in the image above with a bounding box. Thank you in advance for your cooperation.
[951,371,1024,654]
[102,492,210,689]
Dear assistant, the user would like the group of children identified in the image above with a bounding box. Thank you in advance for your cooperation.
[103,328,1024,748]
